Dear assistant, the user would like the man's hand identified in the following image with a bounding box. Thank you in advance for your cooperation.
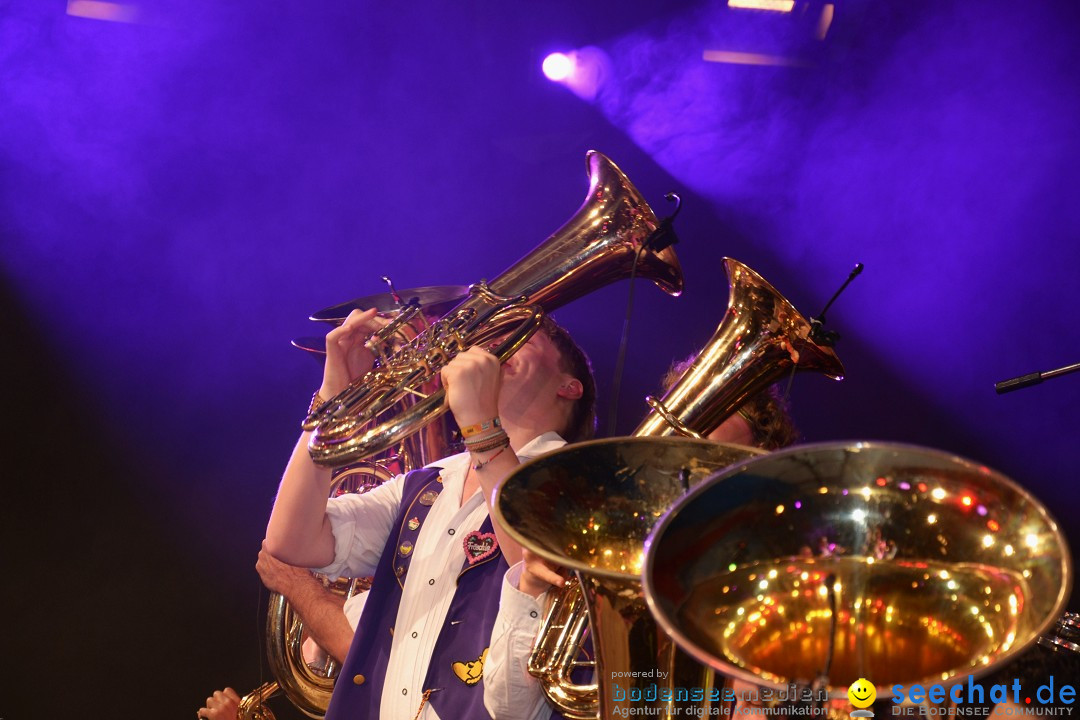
[440,345,502,428]
[320,308,388,399]
[518,548,566,598]
[198,687,241,720]
[256,540,320,599]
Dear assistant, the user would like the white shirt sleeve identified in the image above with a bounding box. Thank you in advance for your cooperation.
[315,472,404,580]
[484,562,556,720]
[342,590,369,631]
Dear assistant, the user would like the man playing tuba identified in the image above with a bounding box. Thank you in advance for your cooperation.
[264,308,597,720]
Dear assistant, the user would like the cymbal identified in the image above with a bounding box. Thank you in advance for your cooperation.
[309,285,468,324]
[290,336,326,356]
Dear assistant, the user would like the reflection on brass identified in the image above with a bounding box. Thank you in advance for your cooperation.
[237,681,279,720]
[304,151,683,467]
[515,258,844,719]
[681,558,1023,686]
[645,442,1072,707]
[496,437,764,719]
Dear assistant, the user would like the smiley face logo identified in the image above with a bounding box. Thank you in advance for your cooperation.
[848,678,876,709]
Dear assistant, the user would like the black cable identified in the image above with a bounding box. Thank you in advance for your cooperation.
[605,194,682,437]
[606,242,647,437]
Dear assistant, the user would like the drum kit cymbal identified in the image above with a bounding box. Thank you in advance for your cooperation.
[290,285,467,356]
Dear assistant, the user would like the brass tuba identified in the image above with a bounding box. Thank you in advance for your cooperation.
[500,258,846,719]
[497,437,766,719]
[303,150,683,467]
[644,442,1072,714]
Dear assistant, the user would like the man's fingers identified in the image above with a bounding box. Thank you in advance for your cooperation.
[530,563,565,588]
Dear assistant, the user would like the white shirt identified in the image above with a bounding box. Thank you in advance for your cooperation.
[317,432,566,720]
[484,563,554,720]
[342,591,367,630]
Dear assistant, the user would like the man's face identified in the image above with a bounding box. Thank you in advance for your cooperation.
[501,330,566,388]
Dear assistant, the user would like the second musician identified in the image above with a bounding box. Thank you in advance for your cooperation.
[484,357,797,720]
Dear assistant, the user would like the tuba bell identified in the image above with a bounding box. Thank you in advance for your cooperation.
[501,258,846,719]
[497,437,767,719]
[303,150,683,467]
[644,442,1072,714]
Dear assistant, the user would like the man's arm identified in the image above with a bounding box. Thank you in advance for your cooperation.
[439,346,530,568]
[265,308,384,567]
[256,542,355,664]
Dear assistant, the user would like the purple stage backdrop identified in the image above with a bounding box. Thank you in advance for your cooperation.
[2,0,1078,717]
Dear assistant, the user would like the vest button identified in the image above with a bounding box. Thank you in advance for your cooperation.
[428,578,435,585]
[402,688,409,695]
[412,631,418,638]
[448,528,455,536]
[352,674,365,685]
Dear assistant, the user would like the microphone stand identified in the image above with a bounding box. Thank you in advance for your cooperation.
[994,361,1080,394]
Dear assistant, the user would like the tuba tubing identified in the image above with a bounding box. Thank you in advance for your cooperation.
[304,150,683,467]
[515,258,845,719]
[237,681,280,720]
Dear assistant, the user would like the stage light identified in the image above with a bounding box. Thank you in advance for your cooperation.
[728,0,795,11]
[540,47,611,102]
[542,52,575,82]
[702,50,806,67]
[66,0,140,23]
[817,4,835,39]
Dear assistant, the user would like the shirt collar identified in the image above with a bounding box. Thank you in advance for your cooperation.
[424,431,567,477]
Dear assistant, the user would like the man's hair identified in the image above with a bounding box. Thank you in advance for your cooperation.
[540,316,597,443]
[662,355,798,450]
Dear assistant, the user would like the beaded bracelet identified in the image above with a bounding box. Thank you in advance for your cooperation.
[472,444,510,471]
[463,427,507,447]
[465,431,510,455]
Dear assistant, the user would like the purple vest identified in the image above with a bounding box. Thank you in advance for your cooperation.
[324,466,511,720]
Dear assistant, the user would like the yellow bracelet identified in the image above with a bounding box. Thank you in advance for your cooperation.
[308,391,326,415]
[460,417,501,438]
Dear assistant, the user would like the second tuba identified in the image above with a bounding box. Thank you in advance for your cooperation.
[499,258,845,719]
